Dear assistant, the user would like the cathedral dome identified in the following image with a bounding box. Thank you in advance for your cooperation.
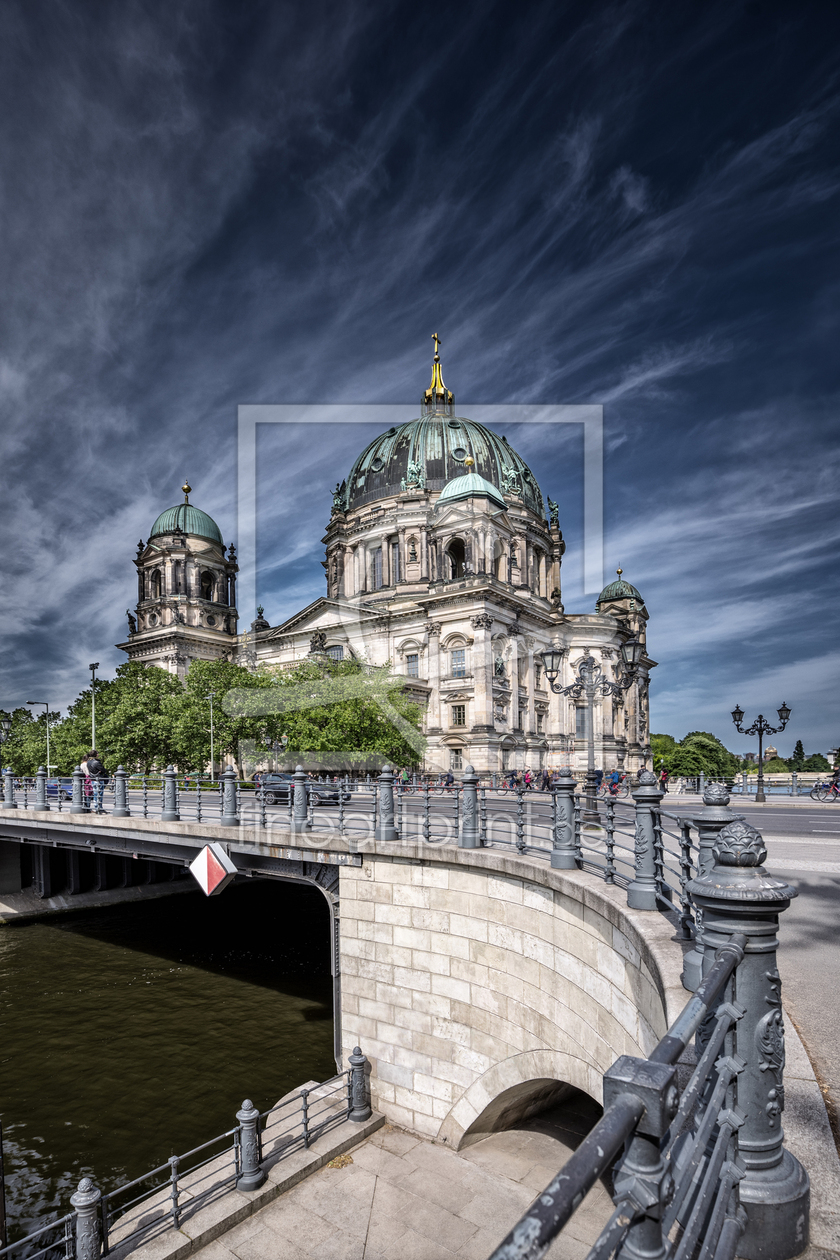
[334,336,545,519]
[596,570,645,609]
[149,483,224,545]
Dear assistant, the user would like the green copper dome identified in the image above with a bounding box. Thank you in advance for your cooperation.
[334,341,545,519]
[149,486,224,545]
[596,570,644,608]
[437,468,507,510]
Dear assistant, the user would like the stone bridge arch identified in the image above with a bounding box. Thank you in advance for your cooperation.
[340,847,686,1143]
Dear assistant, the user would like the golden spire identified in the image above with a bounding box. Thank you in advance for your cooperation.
[182,481,192,503]
[422,333,454,414]
[616,567,623,577]
[464,455,475,468]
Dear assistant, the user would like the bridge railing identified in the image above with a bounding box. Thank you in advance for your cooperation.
[0,1051,372,1260]
[486,813,810,1260]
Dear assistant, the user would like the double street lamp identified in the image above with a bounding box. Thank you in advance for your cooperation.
[731,702,791,803]
[538,638,644,820]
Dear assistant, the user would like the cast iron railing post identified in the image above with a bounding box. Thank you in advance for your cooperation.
[290,764,311,833]
[220,766,240,827]
[627,769,664,911]
[515,785,525,852]
[688,819,809,1260]
[71,1177,101,1260]
[1,768,16,811]
[681,781,743,990]
[348,1046,372,1121]
[374,764,398,842]
[459,764,479,848]
[35,765,49,811]
[551,767,578,868]
[161,765,180,822]
[235,1100,266,1191]
[70,765,86,814]
[113,766,130,818]
[603,1057,680,1260]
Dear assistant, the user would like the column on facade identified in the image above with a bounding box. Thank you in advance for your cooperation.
[425,624,442,731]
[419,528,428,580]
[508,630,521,737]
[398,528,406,584]
[382,533,390,588]
[470,615,493,729]
[526,641,535,733]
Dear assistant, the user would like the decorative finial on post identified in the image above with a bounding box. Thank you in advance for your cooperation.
[182,481,191,502]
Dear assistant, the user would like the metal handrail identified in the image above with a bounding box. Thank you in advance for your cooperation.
[487,936,747,1260]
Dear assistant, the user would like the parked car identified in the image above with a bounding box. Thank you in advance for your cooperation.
[46,778,74,801]
[255,773,351,806]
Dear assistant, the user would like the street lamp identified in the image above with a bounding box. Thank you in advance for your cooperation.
[0,712,11,769]
[731,702,791,803]
[89,663,99,749]
[206,693,216,781]
[538,638,643,820]
[27,702,51,774]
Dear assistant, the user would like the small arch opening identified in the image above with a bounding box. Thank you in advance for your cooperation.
[447,538,466,579]
[200,571,215,601]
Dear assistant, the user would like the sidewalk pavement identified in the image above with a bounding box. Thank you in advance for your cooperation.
[189,1091,611,1260]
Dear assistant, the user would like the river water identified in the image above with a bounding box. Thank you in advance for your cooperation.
[0,879,335,1239]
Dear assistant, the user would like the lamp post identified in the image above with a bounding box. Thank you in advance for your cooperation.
[731,702,791,803]
[206,693,216,781]
[538,638,644,821]
[0,713,11,772]
[89,663,99,750]
[26,702,51,773]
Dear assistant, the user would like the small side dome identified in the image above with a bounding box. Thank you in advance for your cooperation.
[149,482,224,545]
[437,457,507,511]
[596,568,645,610]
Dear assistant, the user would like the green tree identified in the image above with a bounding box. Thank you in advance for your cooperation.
[226,659,425,770]
[763,758,790,773]
[651,730,739,780]
[51,677,116,772]
[803,753,830,772]
[172,660,279,773]
[97,663,185,772]
[787,740,805,770]
[0,707,61,774]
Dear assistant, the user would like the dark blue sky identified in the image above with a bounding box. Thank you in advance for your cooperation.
[1,0,838,755]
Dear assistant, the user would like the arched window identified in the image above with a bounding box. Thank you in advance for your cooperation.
[326,645,344,661]
[447,539,465,579]
[150,569,161,599]
[200,571,214,601]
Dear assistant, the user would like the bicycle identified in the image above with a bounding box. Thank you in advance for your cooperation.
[810,781,840,802]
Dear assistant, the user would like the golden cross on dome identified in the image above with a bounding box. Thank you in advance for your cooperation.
[432,332,441,359]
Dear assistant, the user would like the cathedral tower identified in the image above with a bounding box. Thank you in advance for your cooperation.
[117,482,238,677]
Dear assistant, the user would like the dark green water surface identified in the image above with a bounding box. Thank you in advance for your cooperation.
[0,880,334,1237]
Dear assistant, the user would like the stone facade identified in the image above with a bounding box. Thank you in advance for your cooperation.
[339,847,684,1147]
[244,351,655,775]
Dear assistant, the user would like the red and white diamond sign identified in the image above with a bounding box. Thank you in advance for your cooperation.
[189,843,238,896]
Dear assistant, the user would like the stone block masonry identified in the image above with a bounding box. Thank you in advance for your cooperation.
[339,844,687,1147]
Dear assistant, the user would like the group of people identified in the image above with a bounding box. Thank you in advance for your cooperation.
[79,749,107,810]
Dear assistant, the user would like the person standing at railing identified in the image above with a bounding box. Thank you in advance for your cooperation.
[659,765,670,793]
[86,750,107,812]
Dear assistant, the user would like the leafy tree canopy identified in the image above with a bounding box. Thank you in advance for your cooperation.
[652,730,739,780]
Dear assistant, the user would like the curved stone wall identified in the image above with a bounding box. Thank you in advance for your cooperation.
[339,848,686,1146]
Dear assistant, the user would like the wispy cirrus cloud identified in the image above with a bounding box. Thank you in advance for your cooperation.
[0,0,837,756]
